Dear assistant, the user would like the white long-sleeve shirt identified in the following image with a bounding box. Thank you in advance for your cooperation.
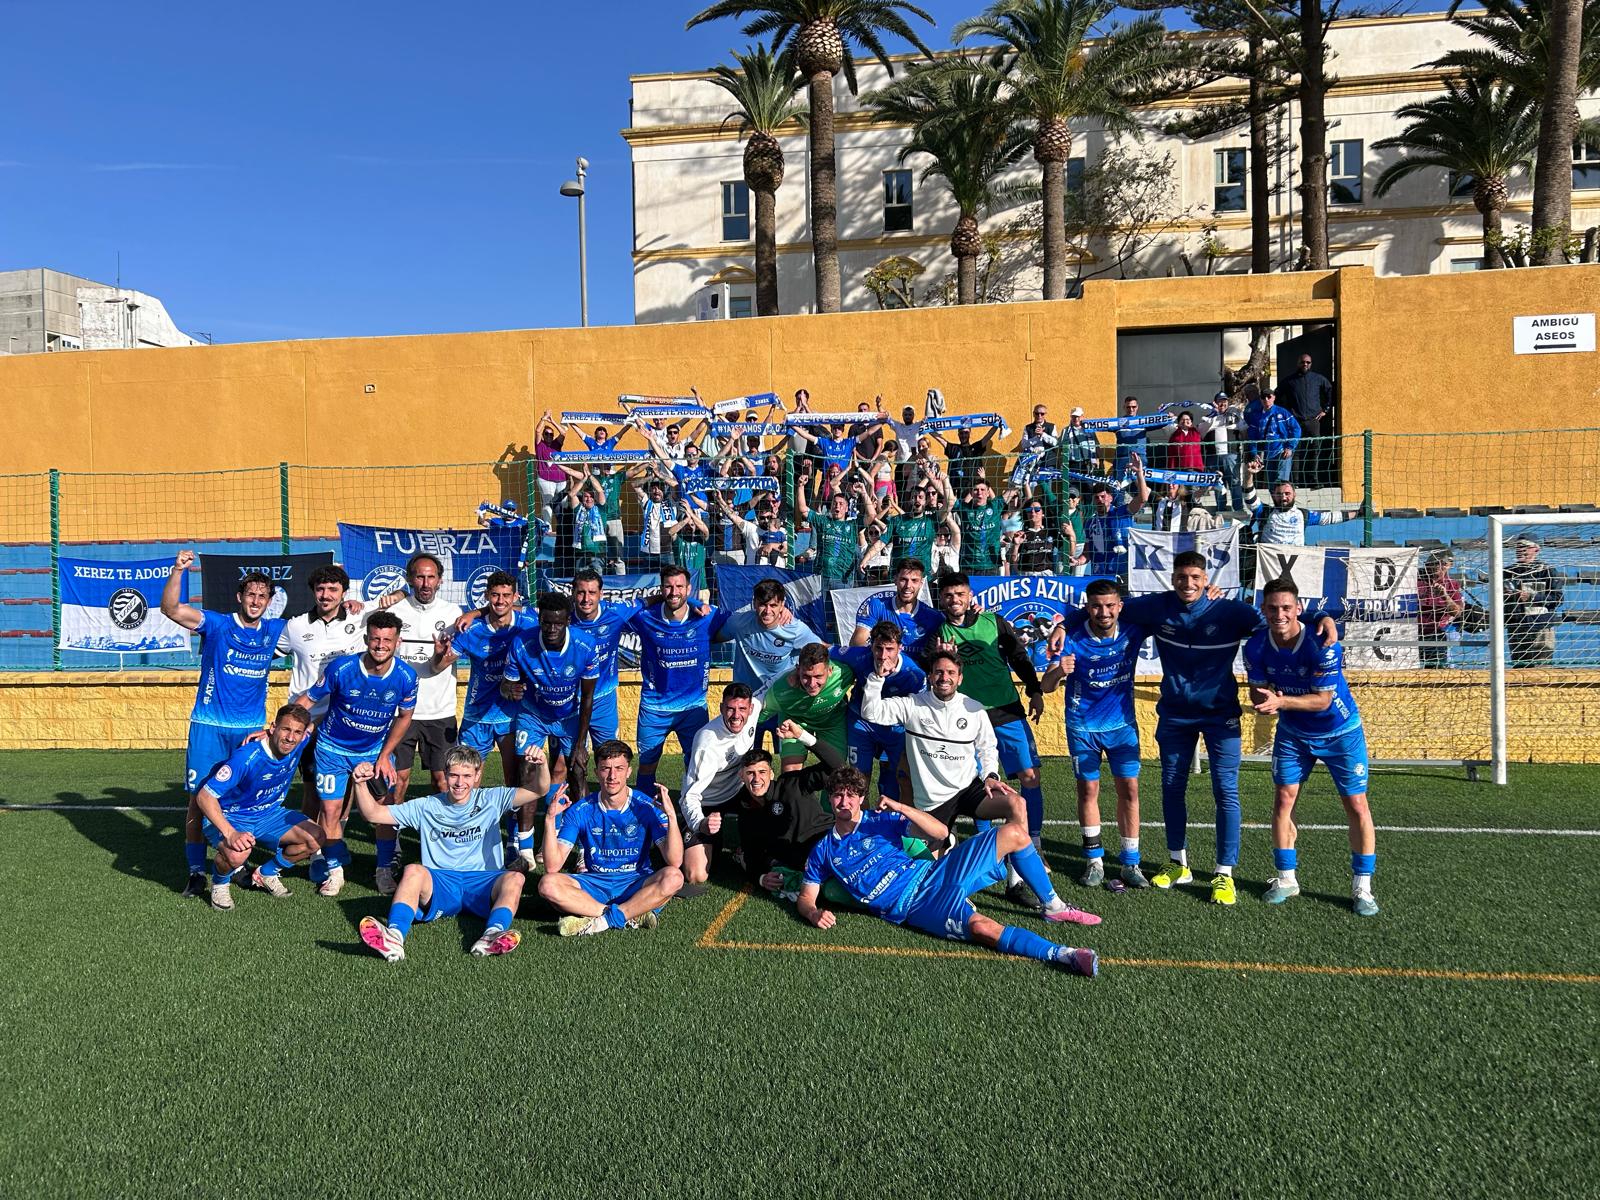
[678,698,763,832]
[860,674,997,812]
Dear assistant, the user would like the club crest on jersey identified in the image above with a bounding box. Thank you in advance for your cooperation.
[771,801,785,816]
[362,565,406,601]
[107,588,148,630]
[214,764,232,782]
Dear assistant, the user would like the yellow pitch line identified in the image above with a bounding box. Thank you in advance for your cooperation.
[695,885,754,948]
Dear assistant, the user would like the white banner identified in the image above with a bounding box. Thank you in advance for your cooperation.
[829,582,934,644]
[58,557,191,654]
[1254,543,1421,670]
[1128,526,1241,597]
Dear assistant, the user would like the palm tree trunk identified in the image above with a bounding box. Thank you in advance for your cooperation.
[807,70,841,313]
[1041,159,1066,300]
[1248,33,1272,274]
[957,252,977,305]
[755,187,779,315]
[1532,0,1582,265]
[1296,0,1330,270]
[1481,203,1504,270]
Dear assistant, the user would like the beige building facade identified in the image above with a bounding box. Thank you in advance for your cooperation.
[626,11,1600,323]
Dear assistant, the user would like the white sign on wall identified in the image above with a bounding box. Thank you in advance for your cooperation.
[1513,313,1595,354]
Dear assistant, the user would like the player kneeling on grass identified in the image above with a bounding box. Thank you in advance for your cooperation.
[353,744,552,962]
[195,704,325,910]
[797,768,1101,977]
[1244,577,1379,917]
[538,739,685,937]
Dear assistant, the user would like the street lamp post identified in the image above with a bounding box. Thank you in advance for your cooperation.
[559,157,589,328]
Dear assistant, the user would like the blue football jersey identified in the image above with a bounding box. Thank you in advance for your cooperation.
[502,628,600,721]
[387,787,520,873]
[1244,628,1361,739]
[199,738,306,815]
[852,594,943,655]
[452,612,538,725]
[1058,621,1147,734]
[555,791,669,876]
[1118,593,1264,720]
[572,600,643,698]
[803,811,931,922]
[305,653,419,755]
[191,610,288,728]
[829,645,926,721]
[627,604,730,711]
[817,435,857,472]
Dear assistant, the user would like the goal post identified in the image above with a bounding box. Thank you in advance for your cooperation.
[1488,512,1600,786]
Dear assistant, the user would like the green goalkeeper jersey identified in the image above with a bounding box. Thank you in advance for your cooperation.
[762,661,854,756]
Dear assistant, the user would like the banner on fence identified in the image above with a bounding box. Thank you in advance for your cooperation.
[543,573,661,667]
[199,551,334,621]
[827,582,935,645]
[1255,543,1421,669]
[715,565,829,642]
[58,557,191,653]
[1128,526,1241,597]
[338,524,525,607]
[965,574,1109,672]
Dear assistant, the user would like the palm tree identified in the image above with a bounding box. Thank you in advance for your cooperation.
[1372,77,1539,269]
[867,66,1031,303]
[687,0,936,313]
[1435,0,1600,263]
[954,0,1194,300]
[707,44,806,315]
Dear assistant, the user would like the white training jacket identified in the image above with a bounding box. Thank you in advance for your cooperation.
[678,697,764,833]
[860,674,997,812]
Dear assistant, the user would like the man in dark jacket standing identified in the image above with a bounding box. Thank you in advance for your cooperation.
[1280,352,1333,487]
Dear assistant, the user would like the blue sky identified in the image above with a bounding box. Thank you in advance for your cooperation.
[1,1,1445,341]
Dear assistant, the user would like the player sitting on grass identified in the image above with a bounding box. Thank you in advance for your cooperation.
[194,703,325,910]
[1245,577,1379,917]
[353,743,552,962]
[796,768,1101,977]
[537,739,685,937]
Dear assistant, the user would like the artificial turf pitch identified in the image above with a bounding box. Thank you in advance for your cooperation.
[1,751,1595,1199]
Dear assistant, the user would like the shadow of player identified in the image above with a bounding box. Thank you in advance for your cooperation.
[55,786,189,894]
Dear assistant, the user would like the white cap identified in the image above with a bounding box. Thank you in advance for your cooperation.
[1069,406,1084,417]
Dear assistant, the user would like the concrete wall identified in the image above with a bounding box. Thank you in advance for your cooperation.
[1,265,1597,541]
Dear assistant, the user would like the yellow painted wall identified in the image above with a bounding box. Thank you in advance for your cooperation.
[3,266,1597,541]
[4,668,1590,765]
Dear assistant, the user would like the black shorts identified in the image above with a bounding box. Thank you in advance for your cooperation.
[926,778,987,831]
[396,717,459,773]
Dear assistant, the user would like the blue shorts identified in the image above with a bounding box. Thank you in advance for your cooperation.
[587,689,620,746]
[459,713,513,755]
[637,702,710,765]
[1273,724,1370,796]
[992,717,1040,777]
[312,742,395,804]
[515,710,583,759]
[899,828,1005,941]
[1067,723,1140,782]
[422,867,503,920]
[574,871,653,905]
[847,718,905,773]
[186,723,253,794]
[202,805,307,850]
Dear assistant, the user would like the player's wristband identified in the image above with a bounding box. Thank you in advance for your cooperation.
[795,728,817,748]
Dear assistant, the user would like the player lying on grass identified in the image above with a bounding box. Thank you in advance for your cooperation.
[797,768,1101,976]
[538,739,685,937]
[194,703,325,910]
[352,743,552,962]
[1245,577,1379,917]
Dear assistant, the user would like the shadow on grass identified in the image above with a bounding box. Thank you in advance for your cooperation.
[55,788,189,894]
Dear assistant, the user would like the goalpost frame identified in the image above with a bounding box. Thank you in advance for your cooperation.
[1488,511,1592,787]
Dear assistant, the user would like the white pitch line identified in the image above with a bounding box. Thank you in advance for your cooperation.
[4,804,1600,837]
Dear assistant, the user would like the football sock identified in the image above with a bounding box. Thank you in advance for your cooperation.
[517,830,536,854]
[486,906,515,934]
[258,849,296,878]
[603,903,628,930]
[1007,843,1059,907]
[185,843,208,874]
[327,839,349,869]
[388,902,416,938]
[211,865,232,886]
[1273,847,1298,876]
[997,925,1066,964]
[973,819,994,835]
[1214,864,1233,877]
[375,836,397,869]
[1352,853,1376,895]
[1118,836,1140,867]
[1021,785,1045,839]
[1171,848,1188,867]
[1082,823,1104,860]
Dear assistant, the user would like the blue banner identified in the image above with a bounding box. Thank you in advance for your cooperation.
[337,524,525,607]
[544,573,661,667]
[58,557,191,653]
[966,573,1113,671]
[714,564,829,641]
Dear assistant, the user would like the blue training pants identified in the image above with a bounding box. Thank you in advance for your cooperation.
[1156,715,1242,867]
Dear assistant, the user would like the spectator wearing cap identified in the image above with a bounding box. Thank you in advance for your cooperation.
[1152,484,1216,533]
[1112,395,1146,481]
[1417,549,1466,668]
[1203,393,1246,511]
[936,421,1000,495]
[1280,352,1334,488]
[1504,534,1564,668]
[1061,407,1099,478]
[1246,390,1301,485]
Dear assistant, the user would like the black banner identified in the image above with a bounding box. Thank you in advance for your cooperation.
[199,551,336,620]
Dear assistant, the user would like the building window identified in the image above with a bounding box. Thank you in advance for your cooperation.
[883,169,914,232]
[1574,135,1600,190]
[721,182,750,241]
[1213,149,1246,212]
[1449,257,1483,272]
[728,294,754,319]
[1067,156,1085,195]
[1448,170,1476,199]
[1329,139,1363,205]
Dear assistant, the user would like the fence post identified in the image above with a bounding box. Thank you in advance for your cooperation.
[784,451,795,561]
[278,462,291,554]
[522,456,538,594]
[1361,430,1374,549]
[49,469,61,670]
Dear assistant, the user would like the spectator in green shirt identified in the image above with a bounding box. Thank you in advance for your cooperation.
[954,479,1005,574]
[797,479,878,589]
